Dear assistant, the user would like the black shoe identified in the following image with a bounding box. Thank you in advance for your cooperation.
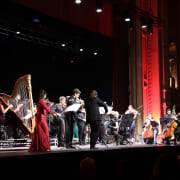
[58,143,65,147]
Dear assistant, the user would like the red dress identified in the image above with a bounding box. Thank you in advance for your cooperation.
[29,99,54,152]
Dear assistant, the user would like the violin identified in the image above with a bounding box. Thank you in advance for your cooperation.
[62,103,67,109]
[76,98,84,105]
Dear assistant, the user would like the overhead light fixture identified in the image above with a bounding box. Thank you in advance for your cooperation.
[124,11,131,22]
[125,17,131,22]
[96,0,102,13]
[75,0,82,4]
[141,17,147,28]
[33,18,40,23]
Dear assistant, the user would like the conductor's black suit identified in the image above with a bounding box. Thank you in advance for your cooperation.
[85,96,108,149]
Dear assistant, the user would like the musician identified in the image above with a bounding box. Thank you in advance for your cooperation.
[3,94,24,139]
[29,89,57,152]
[150,117,159,144]
[0,98,13,139]
[51,96,66,147]
[106,112,119,145]
[65,88,82,148]
[162,106,178,144]
[142,114,159,144]
[141,114,151,144]
[125,105,138,143]
[77,106,87,145]
[85,90,108,149]
[165,108,172,119]
[0,98,13,124]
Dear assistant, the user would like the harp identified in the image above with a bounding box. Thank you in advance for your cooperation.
[0,74,35,136]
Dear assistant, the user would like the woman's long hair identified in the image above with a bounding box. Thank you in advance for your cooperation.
[38,89,47,101]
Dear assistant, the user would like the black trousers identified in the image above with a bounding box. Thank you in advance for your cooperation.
[90,120,101,148]
[77,120,86,144]
[55,117,65,146]
[65,111,76,147]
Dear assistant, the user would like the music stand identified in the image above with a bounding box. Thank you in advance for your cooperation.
[118,114,134,144]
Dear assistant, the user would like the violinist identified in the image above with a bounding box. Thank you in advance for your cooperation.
[65,88,82,148]
[51,96,67,147]
[125,105,139,143]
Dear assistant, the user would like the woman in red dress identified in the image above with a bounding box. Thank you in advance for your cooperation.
[29,89,56,152]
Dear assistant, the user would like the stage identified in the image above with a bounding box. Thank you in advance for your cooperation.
[0,140,180,179]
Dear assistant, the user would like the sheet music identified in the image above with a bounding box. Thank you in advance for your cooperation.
[99,106,112,114]
[64,103,81,112]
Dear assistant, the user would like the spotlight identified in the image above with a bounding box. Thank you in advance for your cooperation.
[141,17,147,28]
[16,31,21,34]
[33,18,40,23]
[94,52,98,55]
[61,43,66,47]
[124,11,131,22]
[75,0,82,4]
[124,17,131,22]
[96,0,102,13]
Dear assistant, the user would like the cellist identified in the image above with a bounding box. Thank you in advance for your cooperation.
[162,105,178,144]
[141,114,152,144]
[142,114,159,144]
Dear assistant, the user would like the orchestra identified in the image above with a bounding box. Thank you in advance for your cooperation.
[0,74,180,149]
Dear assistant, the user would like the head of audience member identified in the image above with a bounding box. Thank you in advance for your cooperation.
[152,152,180,179]
[80,157,96,180]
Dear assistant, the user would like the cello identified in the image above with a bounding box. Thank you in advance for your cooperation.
[143,119,154,140]
[162,105,178,139]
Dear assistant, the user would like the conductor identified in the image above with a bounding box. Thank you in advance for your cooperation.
[85,90,108,149]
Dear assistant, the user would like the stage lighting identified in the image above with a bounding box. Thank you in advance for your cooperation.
[125,17,131,22]
[141,17,147,28]
[33,18,40,23]
[96,0,102,13]
[75,0,82,4]
[124,11,131,22]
